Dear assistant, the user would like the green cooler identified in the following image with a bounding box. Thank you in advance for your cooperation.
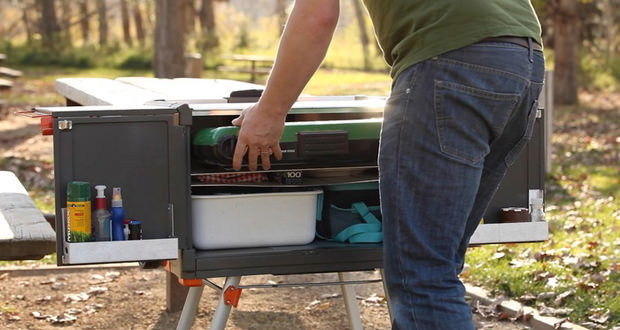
[192,118,382,170]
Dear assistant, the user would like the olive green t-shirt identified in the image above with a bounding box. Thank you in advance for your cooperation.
[362,0,542,78]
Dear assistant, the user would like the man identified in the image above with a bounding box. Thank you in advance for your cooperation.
[231,1,545,329]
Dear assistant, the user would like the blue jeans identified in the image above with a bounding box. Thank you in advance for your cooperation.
[379,41,545,329]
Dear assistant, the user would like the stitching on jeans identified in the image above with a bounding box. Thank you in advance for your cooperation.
[436,80,521,101]
[503,90,541,167]
[390,65,420,98]
[469,42,538,50]
[393,78,420,329]
[435,57,531,83]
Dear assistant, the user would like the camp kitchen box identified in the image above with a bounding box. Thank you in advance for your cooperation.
[36,93,548,280]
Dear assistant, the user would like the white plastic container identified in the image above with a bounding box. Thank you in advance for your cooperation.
[192,190,322,249]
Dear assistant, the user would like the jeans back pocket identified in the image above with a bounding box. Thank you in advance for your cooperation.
[434,80,520,164]
[504,99,539,167]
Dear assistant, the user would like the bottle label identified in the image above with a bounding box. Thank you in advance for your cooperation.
[67,201,92,242]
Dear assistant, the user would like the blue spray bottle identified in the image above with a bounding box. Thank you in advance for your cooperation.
[111,187,125,240]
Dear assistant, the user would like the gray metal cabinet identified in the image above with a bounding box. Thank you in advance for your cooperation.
[37,98,548,280]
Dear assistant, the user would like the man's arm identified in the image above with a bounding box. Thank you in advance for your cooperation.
[232,0,340,171]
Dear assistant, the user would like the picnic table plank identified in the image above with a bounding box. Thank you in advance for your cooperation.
[115,77,263,101]
[0,78,13,90]
[0,171,56,260]
[55,78,165,106]
[0,67,23,78]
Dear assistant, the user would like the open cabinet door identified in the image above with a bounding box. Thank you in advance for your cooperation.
[35,105,192,265]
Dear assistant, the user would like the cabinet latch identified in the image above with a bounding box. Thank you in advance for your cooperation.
[58,120,72,131]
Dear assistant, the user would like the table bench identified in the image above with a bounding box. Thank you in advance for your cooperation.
[0,67,23,79]
[219,54,273,83]
[0,78,13,90]
[0,171,56,260]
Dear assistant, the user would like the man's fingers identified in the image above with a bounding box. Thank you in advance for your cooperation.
[231,113,244,126]
[260,149,271,171]
[273,144,283,161]
[247,146,259,171]
[232,141,247,171]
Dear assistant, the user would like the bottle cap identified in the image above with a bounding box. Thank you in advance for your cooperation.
[94,185,107,209]
[67,181,90,202]
[112,187,123,207]
[95,185,106,198]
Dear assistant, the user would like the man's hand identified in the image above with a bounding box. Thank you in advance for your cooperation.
[229,0,339,171]
[231,103,285,171]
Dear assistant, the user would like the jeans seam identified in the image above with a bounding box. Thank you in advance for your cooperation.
[393,90,420,329]
[390,64,420,98]
[435,57,531,83]
[504,97,539,167]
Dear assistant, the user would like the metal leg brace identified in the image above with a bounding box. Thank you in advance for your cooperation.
[338,272,363,330]
[177,284,205,330]
[210,276,242,330]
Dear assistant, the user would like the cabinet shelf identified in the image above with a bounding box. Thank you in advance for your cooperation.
[62,238,178,265]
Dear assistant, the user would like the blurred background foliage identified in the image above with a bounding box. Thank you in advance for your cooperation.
[0,0,618,103]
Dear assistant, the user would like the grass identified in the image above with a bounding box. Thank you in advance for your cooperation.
[464,93,620,328]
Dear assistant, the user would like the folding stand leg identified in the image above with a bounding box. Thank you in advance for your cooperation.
[338,272,363,330]
[379,269,393,324]
[177,284,205,330]
[210,276,242,330]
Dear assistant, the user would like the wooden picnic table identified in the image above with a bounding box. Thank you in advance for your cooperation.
[220,54,273,83]
[0,78,13,90]
[0,172,56,260]
[55,77,262,106]
[0,53,6,63]
[0,67,23,79]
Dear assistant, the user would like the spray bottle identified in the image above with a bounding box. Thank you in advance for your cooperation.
[111,187,126,241]
[66,181,92,242]
[93,185,111,241]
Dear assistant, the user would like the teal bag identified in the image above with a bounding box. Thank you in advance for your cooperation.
[316,182,383,243]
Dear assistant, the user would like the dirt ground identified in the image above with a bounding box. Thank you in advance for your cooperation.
[0,266,528,330]
[1,79,529,330]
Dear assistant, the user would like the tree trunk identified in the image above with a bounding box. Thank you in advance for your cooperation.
[38,0,61,49]
[185,0,196,36]
[154,0,186,78]
[78,0,90,45]
[121,0,133,46]
[22,4,33,45]
[60,0,71,46]
[97,0,108,47]
[144,0,154,28]
[199,0,218,49]
[351,0,371,70]
[553,0,580,105]
[133,0,146,47]
[275,0,288,36]
[602,0,614,65]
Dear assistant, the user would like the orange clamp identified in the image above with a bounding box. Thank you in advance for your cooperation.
[178,278,203,287]
[40,116,53,136]
[223,286,243,308]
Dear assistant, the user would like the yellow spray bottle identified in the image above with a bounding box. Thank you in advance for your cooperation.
[67,181,92,242]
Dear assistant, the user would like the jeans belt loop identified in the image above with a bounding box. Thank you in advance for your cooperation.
[528,38,534,63]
